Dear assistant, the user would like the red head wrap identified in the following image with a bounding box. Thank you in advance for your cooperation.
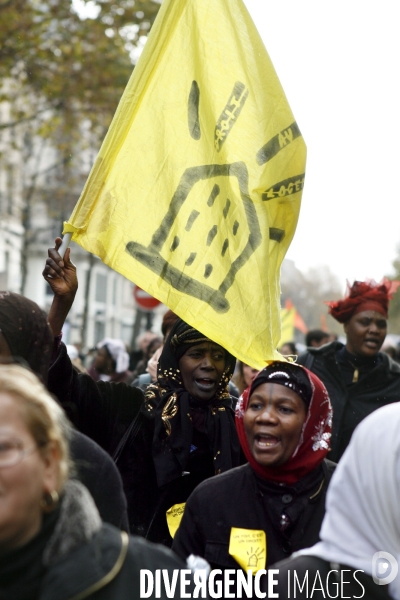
[235,362,332,485]
[326,278,400,324]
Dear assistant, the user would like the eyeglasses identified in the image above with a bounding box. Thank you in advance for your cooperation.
[0,439,38,468]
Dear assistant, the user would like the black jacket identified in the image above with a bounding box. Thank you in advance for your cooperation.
[172,461,335,570]
[48,343,238,544]
[297,342,400,462]
[269,555,392,599]
[40,527,190,600]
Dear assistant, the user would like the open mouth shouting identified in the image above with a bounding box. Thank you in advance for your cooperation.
[254,433,280,449]
[364,338,380,349]
[178,342,227,402]
[195,377,217,393]
[244,382,307,468]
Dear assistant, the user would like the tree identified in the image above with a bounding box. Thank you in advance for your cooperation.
[0,0,160,144]
[0,0,161,294]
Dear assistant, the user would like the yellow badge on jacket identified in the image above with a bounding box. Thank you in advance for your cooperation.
[228,527,266,574]
[166,503,186,538]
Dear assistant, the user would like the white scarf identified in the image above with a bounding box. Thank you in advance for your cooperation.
[296,402,400,599]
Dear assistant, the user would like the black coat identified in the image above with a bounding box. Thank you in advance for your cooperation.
[69,430,129,531]
[48,343,238,544]
[40,526,189,600]
[297,342,400,462]
[172,461,335,570]
[269,555,392,599]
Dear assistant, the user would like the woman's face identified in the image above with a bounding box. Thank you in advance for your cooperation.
[244,382,307,468]
[242,364,259,387]
[93,347,114,374]
[344,310,387,358]
[0,392,58,554]
[178,342,226,402]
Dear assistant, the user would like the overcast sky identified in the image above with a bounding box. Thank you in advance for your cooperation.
[244,1,400,287]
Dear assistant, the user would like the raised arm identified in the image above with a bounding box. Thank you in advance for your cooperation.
[42,237,78,335]
[43,238,145,455]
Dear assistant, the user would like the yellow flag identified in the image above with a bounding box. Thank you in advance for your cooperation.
[64,0,306,368]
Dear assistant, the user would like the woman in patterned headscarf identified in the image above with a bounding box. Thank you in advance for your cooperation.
[47,304,242,544]
[144,319,240,488]
[114,318,241,544]
[173,361,334,571]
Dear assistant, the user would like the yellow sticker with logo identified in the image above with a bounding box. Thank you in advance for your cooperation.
[166,503,186,538]
[228,527,266,573]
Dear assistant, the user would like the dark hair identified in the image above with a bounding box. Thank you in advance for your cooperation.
[161,310,179,338]
[0,292,53,382]
[305,329,330,347]
[280,341,297,355]
[146,336,163,357]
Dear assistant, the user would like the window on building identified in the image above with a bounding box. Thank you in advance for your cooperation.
[94,320,105,344]
[95,273,107,303]
[112,277,118,306]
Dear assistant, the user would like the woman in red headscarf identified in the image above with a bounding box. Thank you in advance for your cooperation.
[298,278,400,462]
[172,361,334,572]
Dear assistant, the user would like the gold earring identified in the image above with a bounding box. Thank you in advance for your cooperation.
[40,489,59,512]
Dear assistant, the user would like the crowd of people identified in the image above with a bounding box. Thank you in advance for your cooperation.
[0,241,399,599]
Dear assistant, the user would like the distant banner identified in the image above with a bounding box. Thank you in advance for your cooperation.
[279,300,308,346]
[279,307,296,346]
[64,0,306,368]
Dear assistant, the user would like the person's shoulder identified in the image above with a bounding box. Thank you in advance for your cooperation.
[70,428,110,460]
[228,380,240,400]
[96,379,145,413]
[297,342,342,366]
[379,351,400,375]
[322,458,337,478]
[96,378,145,398]
[90,526,188,592]
[188,464,251,498]
[272,553,330,581]
[70,431,128,530]
[134,372,152,390]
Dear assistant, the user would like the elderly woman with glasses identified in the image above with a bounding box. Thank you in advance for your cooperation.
[0,365,192,600]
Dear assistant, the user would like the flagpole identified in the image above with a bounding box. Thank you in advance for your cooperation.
[58,233,72,259]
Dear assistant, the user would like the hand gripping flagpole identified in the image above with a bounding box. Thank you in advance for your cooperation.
[58,233,72,259]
